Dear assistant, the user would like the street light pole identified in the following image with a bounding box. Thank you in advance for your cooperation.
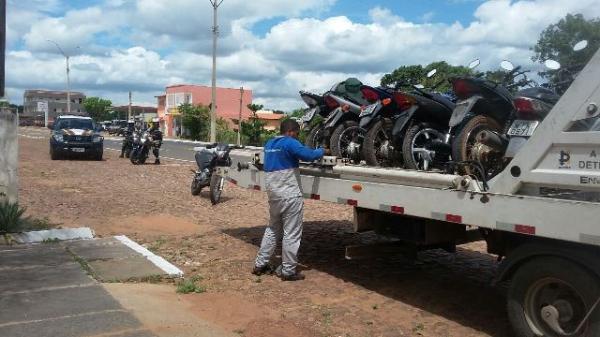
[237,86,243,145]
[209,0,223,143]
[47,40,77,114]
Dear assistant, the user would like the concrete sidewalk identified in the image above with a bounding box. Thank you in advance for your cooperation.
[0,243,156,337]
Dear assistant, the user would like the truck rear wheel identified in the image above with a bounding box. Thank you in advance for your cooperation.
[507,256,600,337]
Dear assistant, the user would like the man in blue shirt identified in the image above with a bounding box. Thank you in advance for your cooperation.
[253,119,325,281]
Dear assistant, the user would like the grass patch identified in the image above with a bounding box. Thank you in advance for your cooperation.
[148,237,166,252]
[42,238,61,244]
[176,277,206,294]
[66,248,97,279]
[0,201,28,234]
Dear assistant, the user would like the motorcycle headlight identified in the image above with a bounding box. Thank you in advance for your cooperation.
[53,134,64,142]
[93,135,103,143]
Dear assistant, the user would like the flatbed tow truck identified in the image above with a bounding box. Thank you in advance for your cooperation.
[217,49,600,336]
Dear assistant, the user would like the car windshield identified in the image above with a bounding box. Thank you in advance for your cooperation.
[55,119,94,130]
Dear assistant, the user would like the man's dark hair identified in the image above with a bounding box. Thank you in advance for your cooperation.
[280,119,300,134]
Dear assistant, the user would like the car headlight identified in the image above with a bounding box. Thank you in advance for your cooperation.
[93,135,103,143]
[53,134,64,142]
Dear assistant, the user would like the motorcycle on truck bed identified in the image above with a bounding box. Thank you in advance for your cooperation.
[217,48,600,337]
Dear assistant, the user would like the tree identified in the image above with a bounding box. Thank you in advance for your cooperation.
[241,103,267,146]
[83,97,112,121]
[381,61,473,92]
[179,103,210,141]
[532,14,600,85]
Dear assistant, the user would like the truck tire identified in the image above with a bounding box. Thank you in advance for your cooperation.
[507,256,600,337]
[330,120,358,159]
[50,148,60,160]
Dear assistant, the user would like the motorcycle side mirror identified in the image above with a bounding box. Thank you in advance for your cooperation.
[573,40,588,52]
[500,60,515,71]
[426,69,437,78]
[414,84,425,89]
[468,59,480,69]
[544,59,561,70]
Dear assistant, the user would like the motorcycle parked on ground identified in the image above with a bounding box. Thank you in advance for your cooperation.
[191,143,244,205]
[361,69,456,170]
[130,130,154,165]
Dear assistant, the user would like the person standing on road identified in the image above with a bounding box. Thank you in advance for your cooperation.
[148,118,163,165]
[119,120,135,158]
[253,119,325,281]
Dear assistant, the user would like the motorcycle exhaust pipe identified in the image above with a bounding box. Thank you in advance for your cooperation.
[476,130,508,150]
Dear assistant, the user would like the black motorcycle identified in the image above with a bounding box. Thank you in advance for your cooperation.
[191,143,243,205]
[130,130,153,165]
[446,59,522,178]
[361,69,456,170]
[298,91,328,149]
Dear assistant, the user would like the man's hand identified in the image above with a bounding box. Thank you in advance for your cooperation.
[323,147,332,156]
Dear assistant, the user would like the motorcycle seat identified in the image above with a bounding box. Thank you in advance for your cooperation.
[517,87,560,105]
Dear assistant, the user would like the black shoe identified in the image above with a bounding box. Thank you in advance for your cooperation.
[252,265,273,276]
[154,159,160,165]
[280,272,305,281]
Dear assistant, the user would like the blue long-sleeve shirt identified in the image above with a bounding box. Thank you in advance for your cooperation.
[264,136,325,199]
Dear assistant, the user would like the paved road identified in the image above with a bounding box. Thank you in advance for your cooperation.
[19,127,201,164]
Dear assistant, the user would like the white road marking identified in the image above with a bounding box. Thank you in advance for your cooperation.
[105,148,194,163]
[114,235,184,277]
[18,134,45,139]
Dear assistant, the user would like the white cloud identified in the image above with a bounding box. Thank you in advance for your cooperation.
[6,0,600,111]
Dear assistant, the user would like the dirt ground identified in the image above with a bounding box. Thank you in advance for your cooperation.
[18,134,512,337]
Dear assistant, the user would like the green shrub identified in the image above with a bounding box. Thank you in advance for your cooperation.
[0,201,28,234]
[176,278,206,294]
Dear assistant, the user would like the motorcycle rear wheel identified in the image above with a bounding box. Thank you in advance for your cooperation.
[305,124,325,149]
[402,122,448,171]
[451,115,504,178]
[362,119,399,167]
[210,174,225,205]
[330,120,361,160]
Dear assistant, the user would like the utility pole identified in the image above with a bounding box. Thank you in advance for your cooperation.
[128,91,132,120]
[209,0,223,143]
[47,40,78,113]
[0,0,18,204]
[237,86,243,145]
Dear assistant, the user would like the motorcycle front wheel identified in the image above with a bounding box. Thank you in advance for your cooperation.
[452,115,505,179]
[191,177,202,196]
[130,148,140,165]
[209,174,225,205]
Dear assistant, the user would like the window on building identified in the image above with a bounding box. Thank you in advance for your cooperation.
[166,92,193,110]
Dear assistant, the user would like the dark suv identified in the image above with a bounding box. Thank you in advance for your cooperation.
[49,115,104,160]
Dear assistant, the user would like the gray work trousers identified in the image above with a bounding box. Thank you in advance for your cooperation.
[255,197,304,276]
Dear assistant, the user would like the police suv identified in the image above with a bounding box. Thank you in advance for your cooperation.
[49,115,104,160]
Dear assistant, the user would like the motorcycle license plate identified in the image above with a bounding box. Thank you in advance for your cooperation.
[360,102,379,117]
[507,120,539,137]
[71,148,85,153]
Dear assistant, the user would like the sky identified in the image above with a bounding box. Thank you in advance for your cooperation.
[5,0,600,110]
